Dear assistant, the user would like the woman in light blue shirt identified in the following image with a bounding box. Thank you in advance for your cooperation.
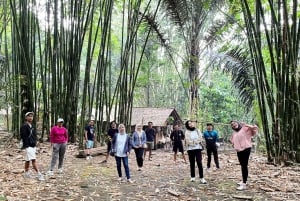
[131,124,147,171]
[111,124,133,183]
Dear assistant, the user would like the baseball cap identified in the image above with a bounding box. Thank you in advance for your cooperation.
[25,112,34,117]
[57,118,64,123]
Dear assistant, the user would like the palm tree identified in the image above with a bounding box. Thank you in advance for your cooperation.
[149,0,225,119]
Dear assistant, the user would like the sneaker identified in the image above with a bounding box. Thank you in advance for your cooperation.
[237,183,247,190]
[200,178,207,184]
[118,177,123,182]
[237,181,247,186]
[37,173,45,181]
[101,160,107,163]
[127,179,133,183]
[86,156,90,160]
[58,168,63,174]
[46,170,54,176]
[24,171,31,178]
[190,177,195,182]
[206,168,211,171]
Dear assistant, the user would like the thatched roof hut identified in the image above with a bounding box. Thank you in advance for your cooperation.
[130,107,183,127]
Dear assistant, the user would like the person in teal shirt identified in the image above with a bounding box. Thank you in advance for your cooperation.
[203,123,220,170]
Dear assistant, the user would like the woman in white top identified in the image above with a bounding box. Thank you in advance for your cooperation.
[111,124,133,183]
[184,120,207,184]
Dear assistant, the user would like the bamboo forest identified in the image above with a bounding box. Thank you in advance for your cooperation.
[0,0,300,200]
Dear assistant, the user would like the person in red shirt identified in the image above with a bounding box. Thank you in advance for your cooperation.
[47,118,68,176]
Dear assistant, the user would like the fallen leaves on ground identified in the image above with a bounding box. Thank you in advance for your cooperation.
[0,135,299,201]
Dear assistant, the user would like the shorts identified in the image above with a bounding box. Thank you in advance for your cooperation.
[86,140,94,149]
[107,141,112,152]
[173,141,184,153]
[146,141,154,150]
[25,147,37,161]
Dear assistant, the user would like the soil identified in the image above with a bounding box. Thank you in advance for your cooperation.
[0,131,299,201]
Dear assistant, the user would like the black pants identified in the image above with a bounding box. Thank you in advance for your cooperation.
[187,149,204,178]
[237,148,251,183]
[206,145,219,168]
[134,148,144,167]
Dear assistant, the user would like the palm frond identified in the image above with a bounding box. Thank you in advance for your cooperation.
[223,48,255,110]
[161,0,189,30]
[210,47,255,111]
[139,11,168,48]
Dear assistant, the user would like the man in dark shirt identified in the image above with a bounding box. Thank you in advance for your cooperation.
[144,121,155,161]
[84,119,96,160]
[170,123,187,163]
[20,112,44,180]
[102,121,118,163]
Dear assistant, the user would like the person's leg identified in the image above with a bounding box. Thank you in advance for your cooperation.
[32,159,39,172]
[58,143,67,169]
[137,148,144,167]
[178,143,186,163]
[50,144,60,170]
[104,141,112,161]
[212,146,220,168]
[148,142,153,160]
[206,147,212,169]
[25,161,30,172]
[188,150,196,178]
[134,148,140,167]
[237,148,251,183]
[115,156,122,178]
[122,156,130,179]
[195,149,204,178]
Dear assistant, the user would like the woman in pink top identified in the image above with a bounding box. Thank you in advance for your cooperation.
[47,118,68,176]
[230,121,258,191]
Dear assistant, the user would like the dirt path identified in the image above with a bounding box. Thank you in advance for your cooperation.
[0,140,299,201]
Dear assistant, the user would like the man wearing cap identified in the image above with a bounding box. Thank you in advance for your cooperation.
[20,112,44,181]
[47,118,68,176]
[203,123,220,170]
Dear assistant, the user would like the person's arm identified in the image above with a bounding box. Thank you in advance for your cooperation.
[84,127,88,142]
[20,125,29,148]
[127,135,132,154]
[181,131,185,140]
[244,124,258,136]
[170,132,174,141]
[142,132,147,144]
[131,132,137,147]
[65,128,69,143]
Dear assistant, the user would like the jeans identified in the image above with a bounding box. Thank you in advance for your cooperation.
[237,148,251,183]
[134,148,144,167]
[187,149,204,178]
[115,156,130,179]
[50,143,67,170]
[206,145,219,168]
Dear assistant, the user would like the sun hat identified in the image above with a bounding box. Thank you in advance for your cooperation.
[25,112,34,117]
[57,118,64,123]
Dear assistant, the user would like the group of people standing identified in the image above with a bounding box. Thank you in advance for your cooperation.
[20,112,258,191]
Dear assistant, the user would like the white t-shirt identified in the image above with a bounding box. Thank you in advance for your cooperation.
[187,130,202,151]
[116,133,127,157]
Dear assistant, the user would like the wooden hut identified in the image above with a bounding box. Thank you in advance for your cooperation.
[130,107,183,149]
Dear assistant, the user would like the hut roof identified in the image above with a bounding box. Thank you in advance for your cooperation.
[131,107,182,126]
